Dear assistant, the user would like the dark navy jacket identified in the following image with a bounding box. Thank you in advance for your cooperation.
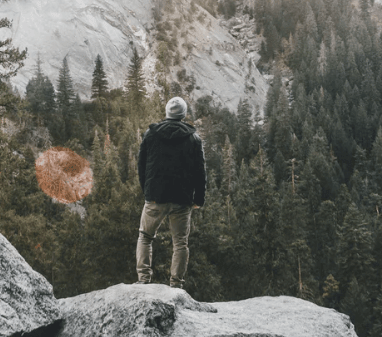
[138,119,206,206]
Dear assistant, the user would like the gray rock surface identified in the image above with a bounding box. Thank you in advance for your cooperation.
[57,283,217,337]
[0,233,358,337]
[159,1,268,113]
[57,283,358,337]
[0,234,61,337]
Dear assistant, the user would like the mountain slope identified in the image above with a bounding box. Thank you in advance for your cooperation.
[0,0,268,113]
[0,0,153,99]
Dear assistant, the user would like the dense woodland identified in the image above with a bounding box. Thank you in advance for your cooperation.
[1,0,382,336]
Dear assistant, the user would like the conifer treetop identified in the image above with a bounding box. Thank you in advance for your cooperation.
[91,54,109,99]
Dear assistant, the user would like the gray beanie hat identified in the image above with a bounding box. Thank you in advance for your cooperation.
[166,97,187,120]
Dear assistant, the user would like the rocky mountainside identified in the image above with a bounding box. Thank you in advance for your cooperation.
[1,233,358,337]
[0,0,268,113]
[0,0,153,98]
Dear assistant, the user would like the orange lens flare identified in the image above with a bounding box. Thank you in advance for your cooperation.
[35,146,93,204]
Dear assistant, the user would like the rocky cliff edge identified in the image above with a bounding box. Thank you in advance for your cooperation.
[0,233,358,337]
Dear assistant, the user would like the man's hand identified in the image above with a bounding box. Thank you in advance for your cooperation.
[192,204,201,209]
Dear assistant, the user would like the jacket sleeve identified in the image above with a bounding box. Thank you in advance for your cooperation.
[138,130,149,193]
[193,133,207,207]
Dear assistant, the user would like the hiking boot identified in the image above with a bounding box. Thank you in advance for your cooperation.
[170,284,183,289]
[134,280,151,285]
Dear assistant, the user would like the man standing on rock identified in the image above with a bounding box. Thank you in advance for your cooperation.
[135,96,206,289]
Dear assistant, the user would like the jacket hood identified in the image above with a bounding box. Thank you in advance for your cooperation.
[149,119,196,140]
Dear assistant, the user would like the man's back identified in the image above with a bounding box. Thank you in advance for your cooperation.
[138,119,206,206]
[135,96,206,288]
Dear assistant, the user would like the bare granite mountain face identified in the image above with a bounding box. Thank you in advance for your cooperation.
[0,233,358,337]
[0,0,268,113]
[0,0,153,98]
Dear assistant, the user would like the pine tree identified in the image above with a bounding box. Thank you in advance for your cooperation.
[247,148,279,296]
[91,54,109,99]
[57,56,75,108]
[275,152,318,299]
[304,3,318,42]
[26,56,56,127]
[360,0,370,19]
[82,142,129,290]
[264,71,283,119]
[313,200,338,283]
[220,135,237,199]
[322,16,335,49]
[57,57,76,142]
[235,98,254,165]
[0,209,55,287]
[361,59,379,112]
[289,21,306,69]
[346,51,361,89]
[267,86,293,161]
[254,0,267,34]
[300,115,315,161]
[290,82,307,139]
[89,96,108,128]
[371,292,382,337]
[174,168,224,301]
[354,100,371,150]
[116,117,135,183]
[322,274,341,309]
[267,22,281,60]
[331,122,351,180]
[314,0,327,40]
[338,202,374,293]
[273,149,288,185]
[54,210,85,297]
[372,127,382,190]
[340,276,373,337]
[233,160,253,223]
[299,160,322,215]
[324,35,347,97]
[349,86,361,128]
[303,37,319,94]
[125,47,147,122]
[318,41,327,81]
[308,127,338,200]
[95,134,122,204]
[70,94,87,145]
[217,0,236,20]
[214,157,253,300]
[0,10,27,83]
[0,128,58,288]
[375,67,382,106]
[247,148,280,296]
[90,128,105,196]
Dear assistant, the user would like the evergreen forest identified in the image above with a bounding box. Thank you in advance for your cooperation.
[1,0,382,336]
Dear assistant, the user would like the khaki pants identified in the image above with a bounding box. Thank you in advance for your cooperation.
[136,201,193,287]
